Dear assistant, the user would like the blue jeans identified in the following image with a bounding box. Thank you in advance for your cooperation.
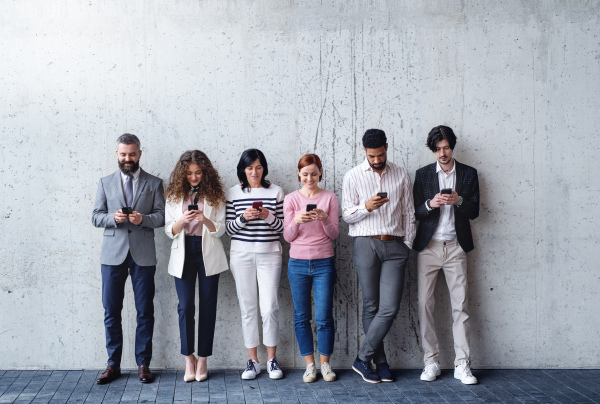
[287,257,336,357]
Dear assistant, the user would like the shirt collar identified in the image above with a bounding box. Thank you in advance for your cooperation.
[361,158,388,174]
[436,159,455,175]
[121,167,141,181]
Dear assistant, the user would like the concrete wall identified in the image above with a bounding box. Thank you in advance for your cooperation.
[1,0,599,370]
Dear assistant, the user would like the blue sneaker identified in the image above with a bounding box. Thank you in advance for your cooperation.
[376,362,393,382]
[352,357,381,383]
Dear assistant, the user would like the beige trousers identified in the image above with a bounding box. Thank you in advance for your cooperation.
[418,239,470,366]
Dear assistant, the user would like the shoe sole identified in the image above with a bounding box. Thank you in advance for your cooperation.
[268,373,283,380]
[454,373,477,385]
[322,375,337,382]
[454,376,478,384]
[303,376,317,383]
[421,370,441,382]
[352,366,381,383]
[380,378,393,382]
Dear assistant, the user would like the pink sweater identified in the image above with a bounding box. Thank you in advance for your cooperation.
[283,189,339,260]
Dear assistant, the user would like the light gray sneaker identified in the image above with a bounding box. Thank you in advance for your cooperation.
[320,362,337,382]
[454,360,478,385]
[420,362,441,382]
[303,363,317,383]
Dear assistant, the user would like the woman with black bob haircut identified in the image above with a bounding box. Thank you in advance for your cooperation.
[426,125,457,152]
[225,148,285,380]
[236,149,271,190]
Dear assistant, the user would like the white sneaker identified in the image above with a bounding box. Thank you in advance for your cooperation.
[420,362,441,382]
[241,359,260,380]
[320,362,337,382]
[454,359,478,385]
[303,363,317,383]
[267,358,283,380]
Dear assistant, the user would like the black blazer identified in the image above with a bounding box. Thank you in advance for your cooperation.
[412,160,479,252]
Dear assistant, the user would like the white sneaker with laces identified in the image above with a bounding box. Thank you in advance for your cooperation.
[267,358,283,379]
[420,362,441,382]
[454,359,478,385]
[241,359,260,380]
[303,363,317,383]
[320,362,337,382]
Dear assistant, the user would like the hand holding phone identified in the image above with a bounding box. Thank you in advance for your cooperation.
[122,207,133,215]
[377,192,387,199]
[188,204,198,211]
[306,204,317,212]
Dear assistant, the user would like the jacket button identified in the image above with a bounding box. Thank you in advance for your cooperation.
[128,230,132,233]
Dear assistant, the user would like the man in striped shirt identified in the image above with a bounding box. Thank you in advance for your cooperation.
[342,129,416,383]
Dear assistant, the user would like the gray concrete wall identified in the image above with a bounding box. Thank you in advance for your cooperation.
[1,0,599,370]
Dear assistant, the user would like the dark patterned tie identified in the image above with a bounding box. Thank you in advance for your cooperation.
[191,186,201,204]
[125,176,133,206]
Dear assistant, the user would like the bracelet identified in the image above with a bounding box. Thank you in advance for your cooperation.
[457,196,464,207]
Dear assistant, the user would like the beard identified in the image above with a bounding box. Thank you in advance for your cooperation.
[118,159,140,176]
[369,159,387,171]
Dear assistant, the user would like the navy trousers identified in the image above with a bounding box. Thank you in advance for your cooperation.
[101,251,155,367]
[174,236,220,357]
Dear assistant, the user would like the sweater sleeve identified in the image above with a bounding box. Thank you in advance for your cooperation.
[321,192,339,241]
[225,188,247,236]
[264,186,284,233]
[283,193,300,243]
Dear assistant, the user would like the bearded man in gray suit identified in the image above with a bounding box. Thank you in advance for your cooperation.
[92,133,165,384]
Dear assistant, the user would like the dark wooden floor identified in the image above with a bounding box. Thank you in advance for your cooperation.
[1,368,599,403]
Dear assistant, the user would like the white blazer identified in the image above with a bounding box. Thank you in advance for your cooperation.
[164,197,229,278]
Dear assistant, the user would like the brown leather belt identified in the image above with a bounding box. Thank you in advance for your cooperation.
[371,235,403,241]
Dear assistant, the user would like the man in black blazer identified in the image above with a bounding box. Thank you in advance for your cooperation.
[412,126,479,385]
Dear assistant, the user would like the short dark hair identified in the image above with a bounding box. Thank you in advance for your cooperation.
[426,125,457,152]
[236,148,271,191]
[116,133,141,149]
[362,129,387,149]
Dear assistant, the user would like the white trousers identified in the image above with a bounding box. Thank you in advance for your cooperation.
[230,251,282,348]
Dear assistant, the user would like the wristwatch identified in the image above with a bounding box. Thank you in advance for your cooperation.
[239,215,247,223]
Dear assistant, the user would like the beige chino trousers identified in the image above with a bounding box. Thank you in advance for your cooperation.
[418,239,470,366]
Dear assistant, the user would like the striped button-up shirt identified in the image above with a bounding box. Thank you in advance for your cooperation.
[342,159,416,248]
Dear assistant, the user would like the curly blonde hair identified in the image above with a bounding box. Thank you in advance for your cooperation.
[165,150,226,206]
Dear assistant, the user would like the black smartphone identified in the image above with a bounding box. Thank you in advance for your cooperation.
[252,201,263,209]
[188,204,198,211]
[441,188,452,195]
[306,204,317,212]
[122,207,133,215]
[377,192,388,198]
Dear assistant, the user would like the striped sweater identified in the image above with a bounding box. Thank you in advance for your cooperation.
[225,183,285,253]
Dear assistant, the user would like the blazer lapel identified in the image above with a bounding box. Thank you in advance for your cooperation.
[132,169,148,209]
[454,160,465,195]
[113,171,127,207]
[430,163,440,195]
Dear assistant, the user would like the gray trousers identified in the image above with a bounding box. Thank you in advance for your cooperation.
[352,236,410,364]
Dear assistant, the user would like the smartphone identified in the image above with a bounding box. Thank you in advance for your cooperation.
[252,201,263,209]
[377,192,388,199]
[306,204,317,212]
[122,207,133,215]
[441,188,452,195]
[188,204,198,211]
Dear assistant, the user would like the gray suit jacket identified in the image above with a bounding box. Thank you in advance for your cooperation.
[92,168,166,266]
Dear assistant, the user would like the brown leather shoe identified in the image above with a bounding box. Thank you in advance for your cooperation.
[138,364,155,383]
[96,365,121,384]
